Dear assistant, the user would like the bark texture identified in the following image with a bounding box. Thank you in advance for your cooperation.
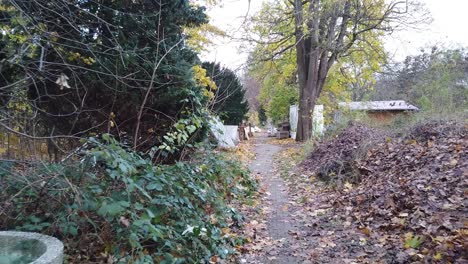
[293,0,400,141]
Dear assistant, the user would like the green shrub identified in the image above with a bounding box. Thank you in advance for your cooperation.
[0,135,256,263]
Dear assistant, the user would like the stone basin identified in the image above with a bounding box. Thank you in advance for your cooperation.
[0,231,63,264]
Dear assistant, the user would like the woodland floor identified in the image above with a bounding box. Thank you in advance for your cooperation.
[233,121,466,264]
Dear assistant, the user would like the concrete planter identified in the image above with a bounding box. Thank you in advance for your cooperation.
[0,231,63,264]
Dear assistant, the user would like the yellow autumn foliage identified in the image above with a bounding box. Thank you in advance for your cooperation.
[184,23,226,53]
[192,65,217,99]
[67,51,96,65]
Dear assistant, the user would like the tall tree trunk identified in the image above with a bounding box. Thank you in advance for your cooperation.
[297,86,312,141]
[296,66,324,141]
[295,0,321,141]
[294,0,307,141]
[295,0,349,141]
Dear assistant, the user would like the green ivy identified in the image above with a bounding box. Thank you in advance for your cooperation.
[0,135,256,263]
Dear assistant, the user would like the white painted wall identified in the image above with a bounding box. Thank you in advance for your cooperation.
[289,105,324,139]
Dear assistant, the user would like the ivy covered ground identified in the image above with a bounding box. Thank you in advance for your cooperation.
[0,136,259,263]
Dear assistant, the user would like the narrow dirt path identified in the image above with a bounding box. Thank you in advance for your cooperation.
[246,133,300,263]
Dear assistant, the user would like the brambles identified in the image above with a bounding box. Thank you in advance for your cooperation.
[0,0,212,156]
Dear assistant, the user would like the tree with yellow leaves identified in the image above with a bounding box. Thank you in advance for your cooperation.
[247,1,386,125]
[245,0,426,140]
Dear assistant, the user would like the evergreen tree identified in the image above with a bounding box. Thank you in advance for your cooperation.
[202,62,248,125]
[258,106,267,125]
[0,0,209,151]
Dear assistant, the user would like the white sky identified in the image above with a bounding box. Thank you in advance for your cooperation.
[201,0,468,70]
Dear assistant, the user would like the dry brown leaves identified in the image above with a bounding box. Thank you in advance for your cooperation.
[344,121,468,262]
[221,141,255,163]
[267,138,297,146]
[283,121,467,263]
[301,123,386,180]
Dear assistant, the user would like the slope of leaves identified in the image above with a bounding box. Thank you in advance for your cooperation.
[282,121,467,263]
[345,121,467,261]
[301,123,387,184]
[0,135,257,263]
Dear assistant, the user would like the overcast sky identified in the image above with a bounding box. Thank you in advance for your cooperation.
[201,0,468,70]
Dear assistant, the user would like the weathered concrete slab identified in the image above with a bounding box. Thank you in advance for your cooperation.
[0,231,63,264]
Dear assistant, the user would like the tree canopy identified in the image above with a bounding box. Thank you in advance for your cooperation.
[246,0,387,125]
[373,47,468,112]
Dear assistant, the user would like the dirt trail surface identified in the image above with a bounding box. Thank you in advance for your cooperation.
[241,133,300,263]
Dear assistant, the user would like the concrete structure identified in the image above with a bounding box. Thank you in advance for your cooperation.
[289,105,324,139]
[338,100,419,123]
[0,231,63,264]
[209,117,240,148]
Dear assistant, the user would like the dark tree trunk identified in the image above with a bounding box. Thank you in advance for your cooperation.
[290,0,405,141]
[294,0,351,141]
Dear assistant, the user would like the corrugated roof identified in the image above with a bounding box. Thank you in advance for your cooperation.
[338,100,419,111]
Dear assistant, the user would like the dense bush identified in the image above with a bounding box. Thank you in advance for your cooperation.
[0,0,212,153]
[0,135,257,263]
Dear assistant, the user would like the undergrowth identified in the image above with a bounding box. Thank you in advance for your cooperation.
[0,135,257,263]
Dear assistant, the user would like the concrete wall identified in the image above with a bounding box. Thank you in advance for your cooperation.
[289,105,324,139]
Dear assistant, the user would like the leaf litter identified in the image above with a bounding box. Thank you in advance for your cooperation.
[231,121,467,263]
